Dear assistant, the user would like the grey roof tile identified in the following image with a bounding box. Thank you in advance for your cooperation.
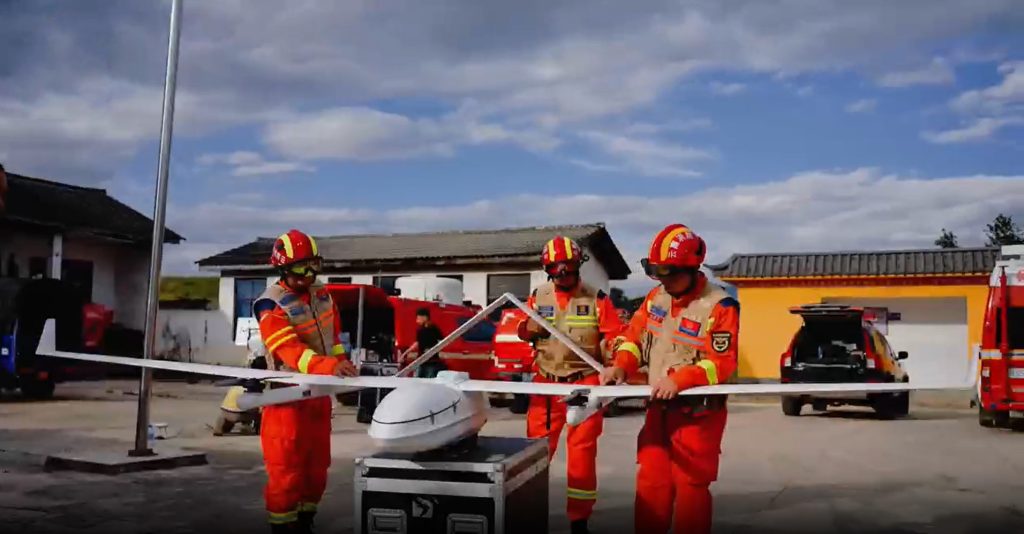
[708,247,1000,279]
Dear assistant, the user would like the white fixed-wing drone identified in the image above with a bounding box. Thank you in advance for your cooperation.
[36,293,978,455]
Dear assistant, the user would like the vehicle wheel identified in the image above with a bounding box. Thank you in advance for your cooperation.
[338,392,359,406]
[1010,419,1024,433]
[782,396,802,416]
[489,395,513,408]
[894,392,910,417]
[979,406,997,428]
[509,394,529,415]
[19,377,56,400]
[356,406,373,424]
[811,400,827,412]
[872,393,906,420]
[604,400,622,418]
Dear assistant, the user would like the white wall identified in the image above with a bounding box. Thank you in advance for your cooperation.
[62,240,117,311]
[154,309,246,365]
[0,230,155,331]
[580,246,611,292]
[113,249,150,331]
[1,231,51,276]
[217,276,235,333]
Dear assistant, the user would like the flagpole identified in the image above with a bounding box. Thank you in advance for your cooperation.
[130,0,183,457]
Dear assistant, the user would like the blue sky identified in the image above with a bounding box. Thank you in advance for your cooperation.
[1,1,1023,294]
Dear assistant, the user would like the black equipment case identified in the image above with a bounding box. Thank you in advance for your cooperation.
[354,436,549,534]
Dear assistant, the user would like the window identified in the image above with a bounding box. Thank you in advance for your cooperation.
[328,276,352,284]
[456,316,497,343]
[234,278,268,330]
[373,275,401,294]
[487,273,531,302]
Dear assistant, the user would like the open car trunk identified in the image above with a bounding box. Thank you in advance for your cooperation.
[788,306,869,382]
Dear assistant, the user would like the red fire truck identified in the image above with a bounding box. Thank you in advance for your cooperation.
[325,283,497,379]
[977,245,1024,431]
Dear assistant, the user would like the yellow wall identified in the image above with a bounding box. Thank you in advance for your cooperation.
[734,284,990,380]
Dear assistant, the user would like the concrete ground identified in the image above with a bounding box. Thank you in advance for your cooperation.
[1,380,1022,534]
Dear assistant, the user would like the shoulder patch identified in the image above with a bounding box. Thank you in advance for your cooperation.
[711,332,732,353]
[719,297,739,309]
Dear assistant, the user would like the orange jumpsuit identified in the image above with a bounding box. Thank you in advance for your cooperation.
[256,282,348,527]
[613,276,739,534]
[519,286,625,523]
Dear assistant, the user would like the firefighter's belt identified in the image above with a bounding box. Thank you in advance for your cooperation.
[537,368,598,383]
[655,394,727,415]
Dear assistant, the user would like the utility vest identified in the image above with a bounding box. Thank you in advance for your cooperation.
[253,282,338,373]
[642,283,730,386]
[533,282,602,378]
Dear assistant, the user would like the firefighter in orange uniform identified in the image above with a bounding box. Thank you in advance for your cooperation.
[601,224,739,534]
[253,229,358,533]
[518,236,626,534]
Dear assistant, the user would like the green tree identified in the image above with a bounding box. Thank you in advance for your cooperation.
[985,213,1024,247]
[934,228,959,249]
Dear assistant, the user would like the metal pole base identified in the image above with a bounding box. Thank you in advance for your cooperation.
[128,448,156,458]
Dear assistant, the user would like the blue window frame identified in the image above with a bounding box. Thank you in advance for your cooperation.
[234,278,267,330]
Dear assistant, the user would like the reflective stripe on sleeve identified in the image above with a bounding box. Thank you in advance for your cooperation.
[263,326,295,347]
[297,349,317,373]
[619,341,641,359]
[268,333,298,353]
[566,487,597,500]
[331,344,346,356]
[696,359,718,385]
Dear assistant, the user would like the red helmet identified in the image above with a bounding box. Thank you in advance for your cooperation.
[642,224,706,277]
[270,229,321,269]
[541,236,583,267]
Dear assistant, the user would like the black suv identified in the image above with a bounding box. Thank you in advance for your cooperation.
[780,304,910,419]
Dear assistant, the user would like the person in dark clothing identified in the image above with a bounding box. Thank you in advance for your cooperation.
[404,308,448,378]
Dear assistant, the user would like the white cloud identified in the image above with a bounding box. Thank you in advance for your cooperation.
[845,98,878,113]
[710,81,746,95]
[197,150,315,177]
[263,106,560,162]
[922,117,1024,144]
[3,1,1021,180]
[575,131,714,178]
[624,119,713,135]
[877,57,955,88]
[165,168,1024,295]
[796,85,815,97]
[925,60,1024,143]
[950,60,1024,115]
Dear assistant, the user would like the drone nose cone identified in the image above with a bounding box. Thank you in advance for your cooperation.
[371,382,463,425]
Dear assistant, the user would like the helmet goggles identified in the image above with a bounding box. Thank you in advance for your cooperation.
[641,258,691,279]
[544,260,579,279]
[286,257,323,277]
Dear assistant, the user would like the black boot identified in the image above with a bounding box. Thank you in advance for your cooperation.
[270,522,296,534]
[570,519,589,534]
[297,511,316,534]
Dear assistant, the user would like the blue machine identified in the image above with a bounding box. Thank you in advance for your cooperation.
[1,328,15,376]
